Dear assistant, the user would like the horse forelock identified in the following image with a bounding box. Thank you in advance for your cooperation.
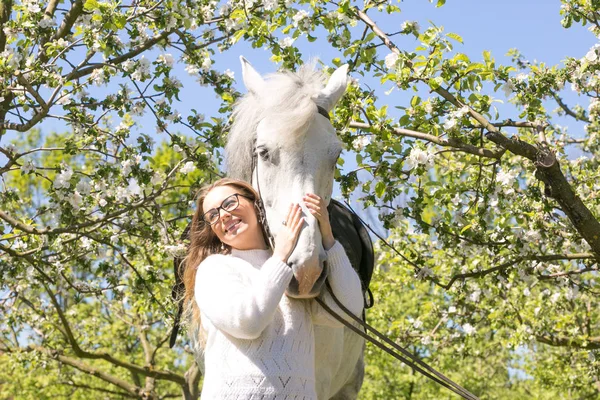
[226,62,327,181]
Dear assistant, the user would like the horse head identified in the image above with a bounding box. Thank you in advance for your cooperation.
[226,56,348,299]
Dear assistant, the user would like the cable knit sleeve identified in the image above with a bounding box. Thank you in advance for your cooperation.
[195,254,293,340]
[311,241,364,327]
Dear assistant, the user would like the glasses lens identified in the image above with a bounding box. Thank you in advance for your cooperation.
[222,195,239,212]
[204,210,219,225]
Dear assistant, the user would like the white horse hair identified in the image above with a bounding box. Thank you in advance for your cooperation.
[222,56,365,399]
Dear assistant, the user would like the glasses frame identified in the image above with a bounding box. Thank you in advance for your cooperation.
[202,193,254,225]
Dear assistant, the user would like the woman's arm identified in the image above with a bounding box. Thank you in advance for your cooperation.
[304,194,364,326]
[195,255,293,339]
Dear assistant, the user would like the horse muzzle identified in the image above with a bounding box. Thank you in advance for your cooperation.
[286,256,329,299]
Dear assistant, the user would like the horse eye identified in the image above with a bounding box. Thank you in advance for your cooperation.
[258,147,270,161]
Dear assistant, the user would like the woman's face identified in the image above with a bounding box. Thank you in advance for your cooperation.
[202,185,267,250]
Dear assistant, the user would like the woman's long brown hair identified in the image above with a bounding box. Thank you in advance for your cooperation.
[182,178,269,337]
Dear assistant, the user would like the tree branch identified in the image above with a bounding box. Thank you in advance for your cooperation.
[30,345,143,397]
[183,363,202,400]
[537,334,600,350]
[0,0,12,53]
[442,253,595,289]
[349,121,505,159]
[550,91,590,123]
[67,30,173,81]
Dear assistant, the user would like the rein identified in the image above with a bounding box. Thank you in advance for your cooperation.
[317,284,480,400]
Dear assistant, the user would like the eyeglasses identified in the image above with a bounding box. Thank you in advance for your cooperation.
[202,193,253,225]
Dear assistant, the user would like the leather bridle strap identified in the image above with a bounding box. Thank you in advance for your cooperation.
[316,105,330,121]
[317,281,480,400]
[251,140,276,249]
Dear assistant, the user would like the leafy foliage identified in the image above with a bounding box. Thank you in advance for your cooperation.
[1,0,600,398]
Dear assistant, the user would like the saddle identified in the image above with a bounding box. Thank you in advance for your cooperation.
[168,199,374,348]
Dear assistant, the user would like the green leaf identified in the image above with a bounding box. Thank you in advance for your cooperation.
[375,181,386,198]
[447,32,463,43]
[84,0,98,10]
[460,224,472,234]
[483,50,491,63]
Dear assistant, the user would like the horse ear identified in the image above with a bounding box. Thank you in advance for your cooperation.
[316,64,349,112]
[240,56,265,95]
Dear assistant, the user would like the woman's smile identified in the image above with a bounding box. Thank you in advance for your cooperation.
[224,218,242,234]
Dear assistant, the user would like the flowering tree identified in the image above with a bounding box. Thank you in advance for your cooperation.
[1,0,600,398]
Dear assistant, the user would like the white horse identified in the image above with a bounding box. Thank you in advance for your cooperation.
[225,57,365,399]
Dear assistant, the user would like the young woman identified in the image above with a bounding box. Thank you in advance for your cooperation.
[183,178,363,399]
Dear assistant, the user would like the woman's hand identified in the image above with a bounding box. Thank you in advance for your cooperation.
[273,203,304,263]
[303,193,335,250]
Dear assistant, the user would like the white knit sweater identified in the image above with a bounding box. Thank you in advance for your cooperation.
[194,241,363,400]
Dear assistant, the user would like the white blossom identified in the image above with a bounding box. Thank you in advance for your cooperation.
[401,20,420,33]
[53,167,73,189]
[224,69,235,79]
[76,180,91,195]
[585,48,598,62]
[566,286,579,300]
[27,2,41,13]
[443,117,458,130]
[181,161,196,174]
[98,198,107,207]
[384,52,399,69]
[20,161,35,174]
[263,0,278,10]
[56,38,69,48]
[497,169,517,186]
[121,159,134,177]
[122,59,135,72]
[132,56,151,81]
[352,135,371,151]
[68,191,83,210]
[502,81,515,97]
[462,323,476,335]
[451,194,461,206]
[279,37,295,48]
[405,147,435,170]
[186,64,200,76]
[90,68,106,86]
[38,17,56,29]
[515,73,528,82]
[127,178,142,198]
[292,10,309,27]
[201,57,212,71]
[56,91,72,105]
[81,237,93,250]
[157,53,174,67]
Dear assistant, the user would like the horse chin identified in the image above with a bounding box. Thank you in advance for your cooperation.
[285,261,329,299]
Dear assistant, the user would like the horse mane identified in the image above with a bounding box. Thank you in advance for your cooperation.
[225,61,327,181]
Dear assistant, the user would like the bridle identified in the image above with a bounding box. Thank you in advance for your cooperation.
[250,104,331,250]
